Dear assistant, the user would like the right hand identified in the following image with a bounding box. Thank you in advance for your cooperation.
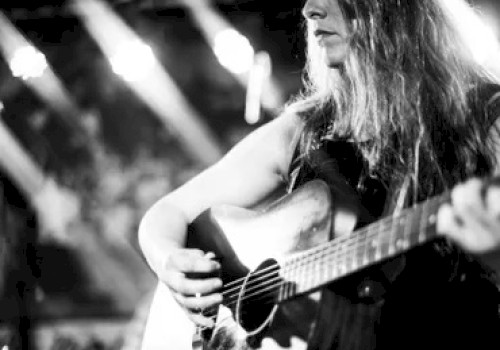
[159,248,223,328]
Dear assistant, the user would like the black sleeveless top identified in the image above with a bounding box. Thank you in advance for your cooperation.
[288,84,500,350]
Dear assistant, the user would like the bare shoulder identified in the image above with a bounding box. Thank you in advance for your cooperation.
[221,111,303,176]
[167,111,303,220]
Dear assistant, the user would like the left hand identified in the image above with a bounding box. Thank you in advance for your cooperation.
[437,177,500,253]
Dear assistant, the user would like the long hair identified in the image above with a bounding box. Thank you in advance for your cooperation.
[288,0,499,206]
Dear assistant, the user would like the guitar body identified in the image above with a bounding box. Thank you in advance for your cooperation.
[141,180,359,349]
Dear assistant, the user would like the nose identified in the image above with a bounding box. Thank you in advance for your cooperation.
[302,0,327,20]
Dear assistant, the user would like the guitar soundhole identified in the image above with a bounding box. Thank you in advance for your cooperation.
[237,258,281,335]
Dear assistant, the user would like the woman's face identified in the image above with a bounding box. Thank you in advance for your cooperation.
[302,0,351,68]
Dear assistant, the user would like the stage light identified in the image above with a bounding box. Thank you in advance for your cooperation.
[9,46,48,80]
[183,2,285,114]
[213,28,255,75]
[109,39,155,82]
[72,0,224,165]
[245,51,272,125]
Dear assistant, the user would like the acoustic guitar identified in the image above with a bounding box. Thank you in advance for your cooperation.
[141,179,446,349]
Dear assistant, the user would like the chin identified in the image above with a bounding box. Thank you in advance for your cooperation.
[326,60,344,69]
[324,56,346,69]
[323,49,347,68]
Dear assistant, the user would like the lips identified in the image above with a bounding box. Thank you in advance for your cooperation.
[313,29,342,46]
[314,29,338,37]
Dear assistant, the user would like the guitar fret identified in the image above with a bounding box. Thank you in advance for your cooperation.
[351,245,359,271]
[367,227,376,263]
[342,239,350,275]
[375,221,383,261]
[308,249,316,284]
[325,243,334,283]
[328,244,336,282]
[426,196,442,239]
[356,230,364,268]
[366,231,372,265]
[308,249,316,292]
[325,244,331,283]
[335,239,345,277]
[395,219,404,251]
[377,219,389,259]
[365,225,378,265]
[295,258,302,295]
[300,255,306,294]
[339,240,347,275]
[290,259,297,297]
[278,271,286,302]
[418,201,428,243]
[340,240,346,273]
[325,243,333,282]
[312,248,319,291]
[344,237,354,273]
[300,254,308,294]
[331,244,338,275]
[280,261,289,301]
[407,205,420,246]
[361,231,368,266]
[277,192,449,303]
[285,259,297,299]
[391,215,400,254]
[388,215,397,255]
[315,246,324,286]
[401,215,410,250]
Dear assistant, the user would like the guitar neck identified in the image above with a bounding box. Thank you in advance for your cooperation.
[278,193,449,301]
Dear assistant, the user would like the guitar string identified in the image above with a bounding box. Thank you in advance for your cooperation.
[219,225,395,309]
[201,226,395,322]
[219,207,410,301]
[219,232,349,291]
[219,217,410,308]
[220,218,373,295]
[201,196,442,324]
[218,197,441,308]
[207,197,439,313]
[219,227,360,299]
[201,237,362,321]
[221,232,361,304]
[220,193,443,300]
[216,197,426,293]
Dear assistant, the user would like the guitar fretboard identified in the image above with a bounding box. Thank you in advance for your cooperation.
[278,193,449,301]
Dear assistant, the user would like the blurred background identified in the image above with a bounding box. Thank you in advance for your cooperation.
[0,0,498,349]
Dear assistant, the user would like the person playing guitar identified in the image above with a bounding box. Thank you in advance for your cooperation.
[138,0,500,349]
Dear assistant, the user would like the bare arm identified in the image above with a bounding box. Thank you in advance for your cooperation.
[138,112,302,326]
